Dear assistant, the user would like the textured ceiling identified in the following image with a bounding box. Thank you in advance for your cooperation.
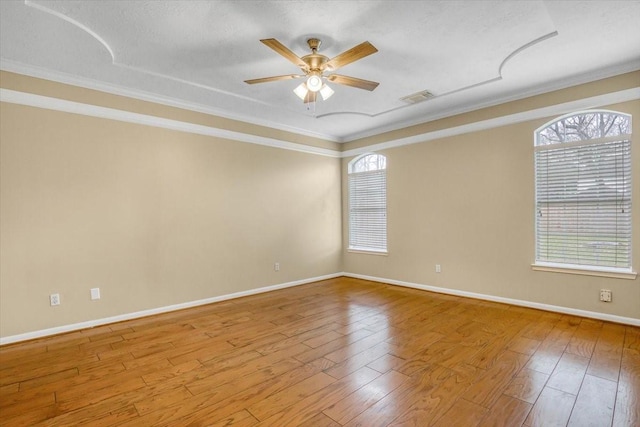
[1,0,639,141]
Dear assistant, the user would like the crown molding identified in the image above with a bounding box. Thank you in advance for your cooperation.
[3,59,638,147]
[0,59,342,143]
[2,78,637,160]
[341,87,640,158]
[0,88,341,158]
[344,61,640,142]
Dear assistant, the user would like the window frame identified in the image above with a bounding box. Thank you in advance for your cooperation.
[532,110,636,279]
[348,153,388,255]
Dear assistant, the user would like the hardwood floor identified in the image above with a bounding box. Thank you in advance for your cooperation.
[1,277,638,426]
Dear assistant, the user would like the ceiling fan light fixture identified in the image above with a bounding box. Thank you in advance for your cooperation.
[306,73,323,92]
[319,84,334,100]
[293,82,309,100]
[247,38,379,106]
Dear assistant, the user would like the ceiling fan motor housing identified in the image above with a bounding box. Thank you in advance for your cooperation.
[307,38,321,51]
[301,39,329,73]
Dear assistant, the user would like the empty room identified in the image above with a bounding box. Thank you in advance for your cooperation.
[1,1,639,426]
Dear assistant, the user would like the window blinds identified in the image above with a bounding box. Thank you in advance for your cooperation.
[349,169,387,252]
[535,137,632,269]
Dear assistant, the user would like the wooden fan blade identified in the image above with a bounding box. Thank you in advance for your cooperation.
[303,90,317,104]
[325,41,378,71]
[244,74,304,84]
[260,39,308,70]
[327,74,379,91]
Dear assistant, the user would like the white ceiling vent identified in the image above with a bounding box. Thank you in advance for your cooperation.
[400,90,435,104]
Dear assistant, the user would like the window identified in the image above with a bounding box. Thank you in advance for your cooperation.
[534,110,632,274]
[348,153,387,253]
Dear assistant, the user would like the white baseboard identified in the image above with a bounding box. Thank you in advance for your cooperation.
[0,273,343,346]
[344,272,640,327]
[3,271,637,345]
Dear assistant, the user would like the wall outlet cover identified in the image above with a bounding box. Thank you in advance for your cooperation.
[50,293,60,306]
[599,289,612,302]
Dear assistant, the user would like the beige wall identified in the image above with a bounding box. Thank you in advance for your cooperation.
[1,71,639,340]
[343,99,640,320]
[0,101,342,337]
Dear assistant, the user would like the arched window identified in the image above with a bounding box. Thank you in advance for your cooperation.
[348,153,387,253]
[534,110,632,271]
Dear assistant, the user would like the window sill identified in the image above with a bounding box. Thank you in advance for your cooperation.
[531,263,637,280]
[348,248,388,256]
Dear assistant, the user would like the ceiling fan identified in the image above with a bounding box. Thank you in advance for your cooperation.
[245,38,379,104]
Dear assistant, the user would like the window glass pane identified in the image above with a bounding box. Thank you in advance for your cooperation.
[535,111,632,269]
[537,111,631,145]
[348,154,387,252]
[351,154,387,173]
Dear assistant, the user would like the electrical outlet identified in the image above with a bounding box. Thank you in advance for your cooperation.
[435,264,441,273]
[50,293,60,306]
[90,288,101,300]
[274,262,280,272]
[600,289,612,302]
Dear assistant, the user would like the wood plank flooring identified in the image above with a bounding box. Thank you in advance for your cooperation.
[1,277,639,426]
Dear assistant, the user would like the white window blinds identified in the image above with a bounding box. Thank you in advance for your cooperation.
[535,111,632,270]
[348,154,387,252]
